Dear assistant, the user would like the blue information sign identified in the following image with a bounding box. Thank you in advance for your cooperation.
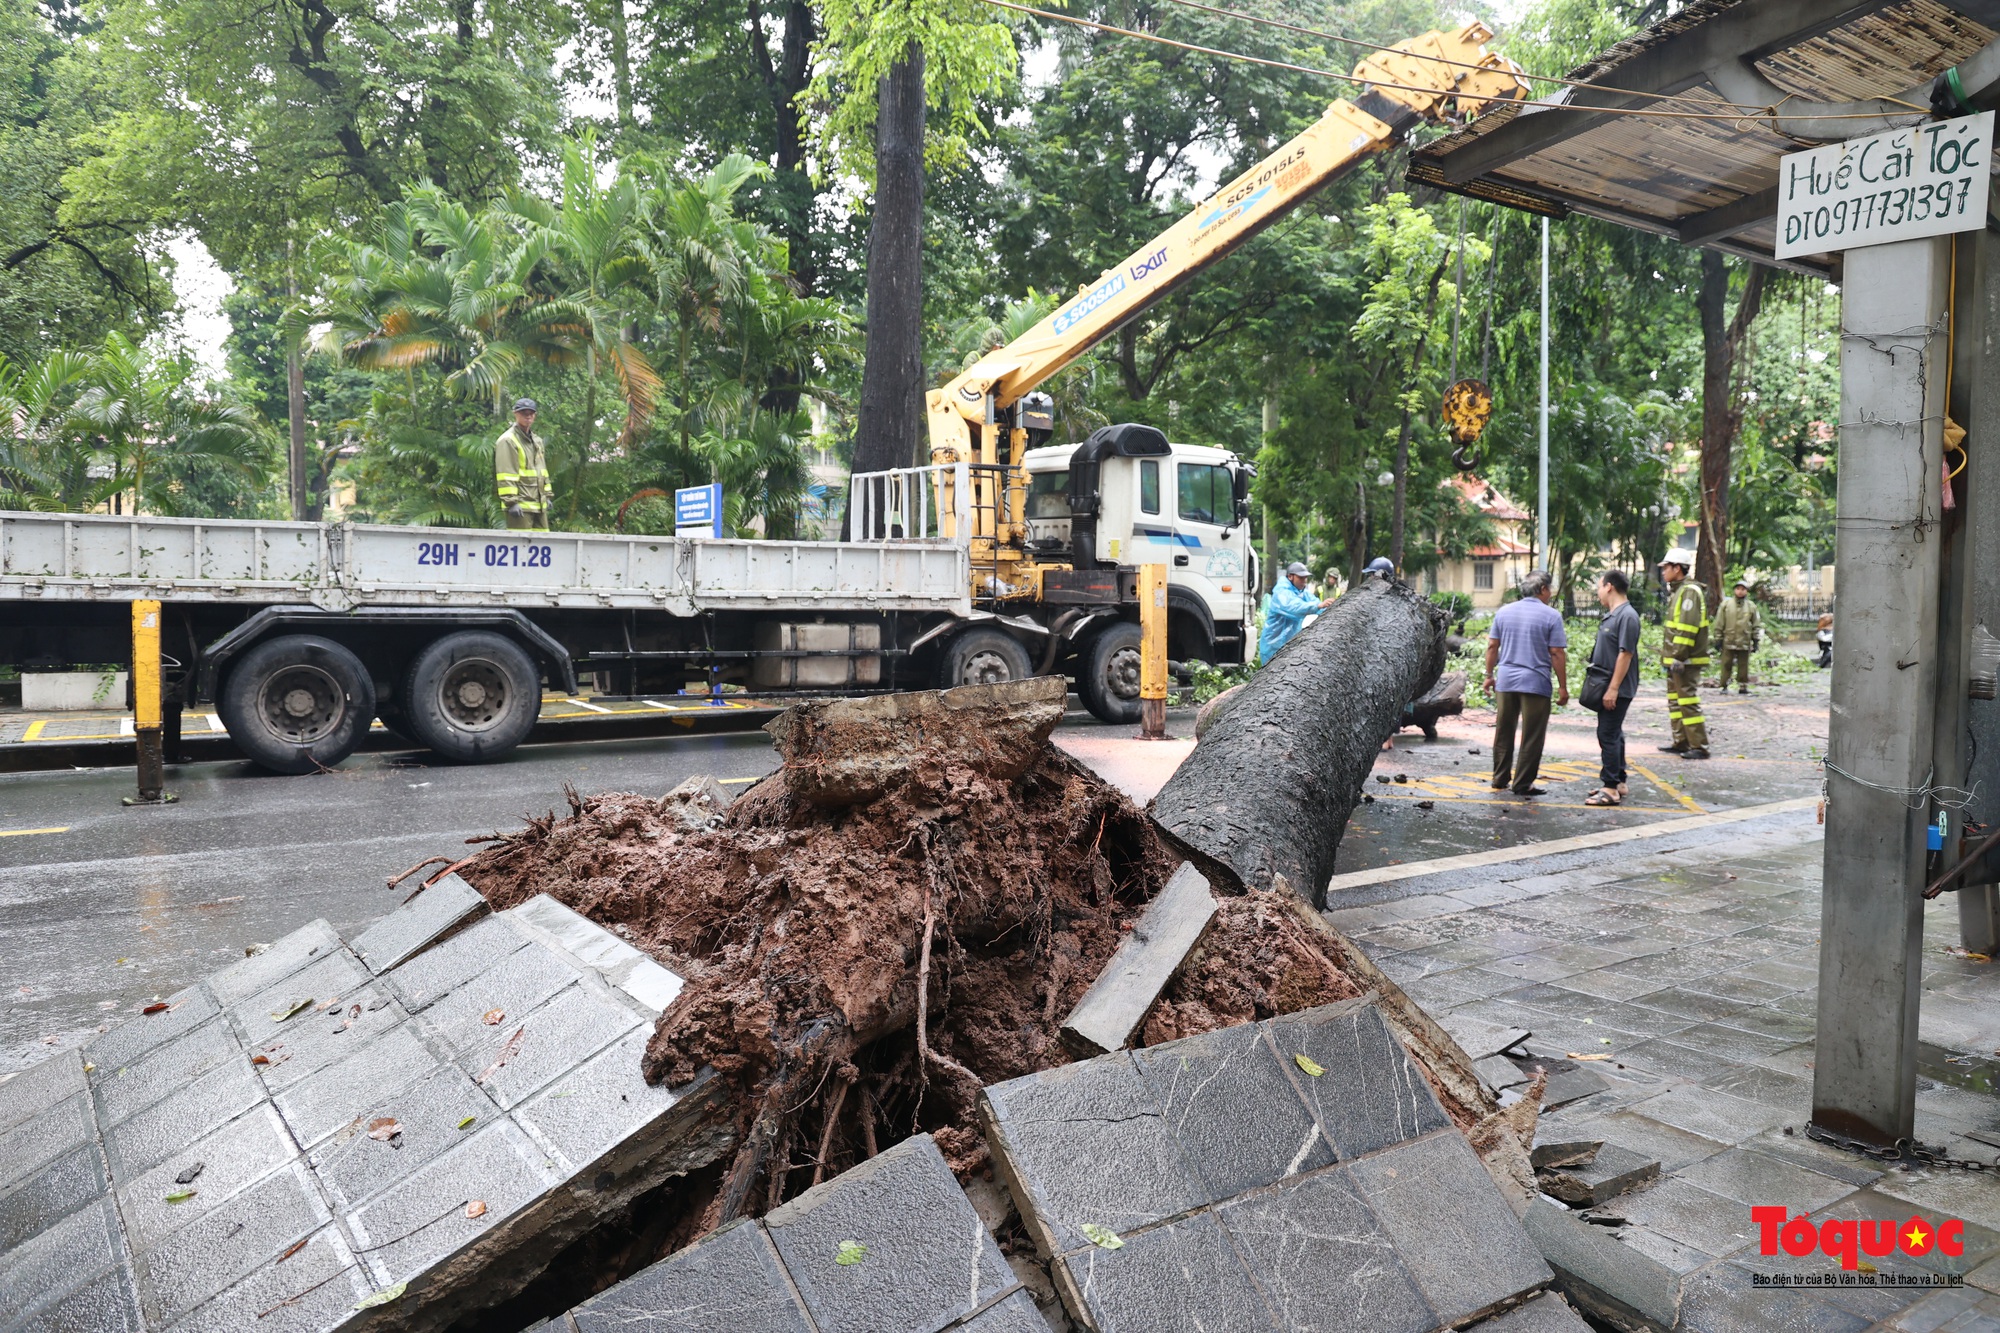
[674,483,723,537]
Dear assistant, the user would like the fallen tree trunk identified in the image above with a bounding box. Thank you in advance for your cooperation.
[1149,578,1447,908]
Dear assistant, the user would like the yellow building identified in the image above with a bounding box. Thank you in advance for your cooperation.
[1424,476,1533,609]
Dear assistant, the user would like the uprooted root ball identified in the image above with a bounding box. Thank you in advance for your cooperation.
[456,745,1372,1233]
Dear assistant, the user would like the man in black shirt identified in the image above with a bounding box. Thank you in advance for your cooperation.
[1585,569,1641,807]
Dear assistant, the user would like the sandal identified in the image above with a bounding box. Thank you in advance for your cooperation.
[1584,788,1622,806]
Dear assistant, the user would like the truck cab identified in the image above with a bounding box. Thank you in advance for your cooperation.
[1023,436,1258,669]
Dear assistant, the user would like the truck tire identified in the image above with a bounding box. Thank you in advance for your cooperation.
[218,635,376,775]
[938,629,1034,689]
[401,631,541,763]
[1080,621,1143,724]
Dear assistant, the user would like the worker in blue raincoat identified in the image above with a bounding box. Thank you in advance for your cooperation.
[1258,561,1333,663]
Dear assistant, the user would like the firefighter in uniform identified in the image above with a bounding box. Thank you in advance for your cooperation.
[1712,579,1761,694]
[495,397,553,531]
[1658,549,1710,759]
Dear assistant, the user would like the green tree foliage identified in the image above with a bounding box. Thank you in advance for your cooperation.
[0,332,271,515]
[297,141,850,534]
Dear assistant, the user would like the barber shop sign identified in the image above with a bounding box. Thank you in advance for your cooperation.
[1777,111,1994,259]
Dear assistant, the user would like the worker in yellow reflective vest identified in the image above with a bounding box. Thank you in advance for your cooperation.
[1657,548,1710,759]
[495,398,553,530]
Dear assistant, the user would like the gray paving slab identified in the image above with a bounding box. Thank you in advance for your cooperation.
[1537,1141,1659,1207]
[1351,1131,1552,1324]
[306,1061,499,1211]
[1266,1001,1451,1159]
[764,1132,1015,1333]
[0,1138,105,1254]
[1132,1020,1332,1206]
[1054,1209,1272,1333]
[343,1116,563,1288]
[415,940,582,1058]
[385,913,535,1012]
[1672,1266,1872,1333]
[250,993,410,1101]
[956,1289,1050,1333]
[1521,1199,1682,1331]
[231,951,373,1047]
[116,1102,296,1250]
[165,1225,369,1333]
[512,1026,689,1175]
[1624,1084,1789,1145]
[1671,1144,1856,1211]
[351,872,490,975]
[1611,1223,1716,1276]
[0,1046,85,1134]
[1063,862,1217,1056]
[84,987,220,1080]
[569,1216,812,1333]
[507,892,685,1015]
[1540,1109,1729,1172]
[0,1193,124,1325]
[1215,1166,1434,1333]
[1591,1176,1754,1254]
[205,921,346,1008]
[12,1265,143,1333]
[94,1018,241,1127]
[981,1051,1201,1255]
[271,1020,444,1149]
[1467,1291,1593,1332]
[0,1085,95,1193]
[133,1159,328,1326]
[453,980,642,1110]
[104,1058,266,1179]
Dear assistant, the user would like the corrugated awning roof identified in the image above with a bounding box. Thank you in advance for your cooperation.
[1407,0,1999,274]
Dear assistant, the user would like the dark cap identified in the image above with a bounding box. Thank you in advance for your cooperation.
[512,398,538,413]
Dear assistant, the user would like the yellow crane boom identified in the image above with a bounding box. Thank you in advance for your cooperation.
[921,21,1523,576]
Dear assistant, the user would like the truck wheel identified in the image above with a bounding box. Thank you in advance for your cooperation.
[218,635,376,775]
[402,631,541,763]
[938,629,1034,689]
[1080,621,1143,724]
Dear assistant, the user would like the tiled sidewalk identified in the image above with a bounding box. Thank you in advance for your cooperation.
[1328,816,2000,1333]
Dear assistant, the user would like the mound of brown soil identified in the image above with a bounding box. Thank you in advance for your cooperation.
[453,684,1454,1233]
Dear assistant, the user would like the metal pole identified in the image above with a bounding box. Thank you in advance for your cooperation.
[1138,562,1169,739]
[1538,217,1550,572]
[125,600,175,807]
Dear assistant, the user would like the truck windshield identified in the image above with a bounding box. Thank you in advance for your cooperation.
[1177,463,1232,525]
[1027,470,1070,519]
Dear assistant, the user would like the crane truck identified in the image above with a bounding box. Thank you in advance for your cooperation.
[0,24,1522,772]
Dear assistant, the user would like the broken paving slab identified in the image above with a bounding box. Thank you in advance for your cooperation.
[1062,861,1217,1056]
[983,997,1559,1332]
[561,1133,1028,1333]
[350,871,488,975]
[0,885,731,1333]
[1538,1142,1661,1208]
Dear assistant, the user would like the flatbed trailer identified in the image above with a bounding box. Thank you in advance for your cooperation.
[0,505,987,772]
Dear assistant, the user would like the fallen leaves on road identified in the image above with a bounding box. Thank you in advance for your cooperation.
[1294,1054,1326,1078]
[353,1282,407,1311]
[164,1190,197,1204]
[465,1201,487,1219]
[367,1117,402,1143]
[276,1237,309,1263]
[1081,1225,1124,1250]
[141,1002,169,1015]
[456,1115,477,1130]
[834,1240,868,1265]
[1566,1053,1613,1062]
[270,998,313,1023]
[174,1162,204,1185]
[482,1008,505,1026]
[1944,946,1992,962]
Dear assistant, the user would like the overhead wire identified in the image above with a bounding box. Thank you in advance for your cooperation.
[983,0,1941,127]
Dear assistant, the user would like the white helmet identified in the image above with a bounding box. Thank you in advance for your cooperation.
[1659,547,1697,570]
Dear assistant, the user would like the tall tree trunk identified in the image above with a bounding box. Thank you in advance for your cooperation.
[1389,254,1451,573]
[1260,391,1278,585]
[1694,250,1768,609]
[287,255,308,521]
[606,0,633,129]
[846,44,926,537]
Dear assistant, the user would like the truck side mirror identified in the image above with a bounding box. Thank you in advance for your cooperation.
[1231,464,1255,526]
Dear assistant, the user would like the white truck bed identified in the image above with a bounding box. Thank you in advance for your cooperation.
[0,511,971,616]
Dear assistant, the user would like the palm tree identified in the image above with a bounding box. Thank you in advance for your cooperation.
[0,348,98,510]
[632,153,768,469]
[516,133,663,518]
[64,334,266,516]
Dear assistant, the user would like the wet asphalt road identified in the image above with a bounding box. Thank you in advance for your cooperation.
[0,732,786,1072]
